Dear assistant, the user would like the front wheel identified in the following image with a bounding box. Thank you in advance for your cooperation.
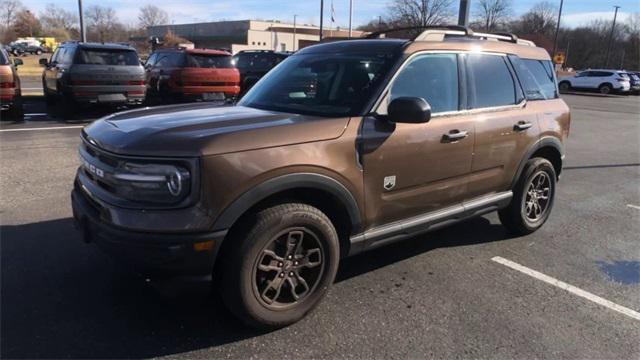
[221,203,340,329]
[499,158,556,235]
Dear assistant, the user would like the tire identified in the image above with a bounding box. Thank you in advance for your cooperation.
[499,158,556,235]
[220,203,340,329]
[558,81,571,92]
[2,102,23,121]
[56,94,76,119]
[599,83,612,94]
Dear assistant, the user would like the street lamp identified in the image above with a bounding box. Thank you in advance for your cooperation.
[604,5,621,68]
[293,14,297,51]
[551,0,564,62]
[319,0,324,41]
[78,0,86,42]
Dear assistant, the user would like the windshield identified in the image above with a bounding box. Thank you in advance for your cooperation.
[238,53,399,117]
[75,48,139,66]
[186,54,233,68]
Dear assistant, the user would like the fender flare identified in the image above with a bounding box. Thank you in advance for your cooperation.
[510,137,564,189]
[212,173,362,233]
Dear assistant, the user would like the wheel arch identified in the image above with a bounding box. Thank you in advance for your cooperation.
[511,137,564,189]
[212,173,362,258]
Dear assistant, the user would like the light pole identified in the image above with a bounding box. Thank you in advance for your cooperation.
[348,0,353,38]
[319,0,324,41]
[78,0,86,42]
[551,0,564,60]
[604,5,621,68]
[458,0,470,27]
[293,14,297,51]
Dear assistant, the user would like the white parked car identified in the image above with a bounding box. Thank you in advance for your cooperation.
[558,69,631,94]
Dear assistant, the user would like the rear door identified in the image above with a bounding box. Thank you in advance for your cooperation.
[362,52,475,227]
[43,47,62,91]
[464,52,539,198]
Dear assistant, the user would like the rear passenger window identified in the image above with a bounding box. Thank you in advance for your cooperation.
[389,53,459,113]
[509,56,558,100]
[467,54,520,108]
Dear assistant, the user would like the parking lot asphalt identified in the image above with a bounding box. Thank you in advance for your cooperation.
[1,94,639,359]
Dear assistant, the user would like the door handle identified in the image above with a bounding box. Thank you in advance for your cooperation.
[442,129,469,142]
[514,121,533,131]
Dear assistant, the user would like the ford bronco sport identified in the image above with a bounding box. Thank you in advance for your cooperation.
[145,48,240,104]
[71,26,570,329]
[41,42,145,116]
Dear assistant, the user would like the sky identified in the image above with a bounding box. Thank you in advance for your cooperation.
[21,0,640,29]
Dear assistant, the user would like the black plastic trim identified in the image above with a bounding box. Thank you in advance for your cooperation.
[510,136,564,189]
[212,173,362,233]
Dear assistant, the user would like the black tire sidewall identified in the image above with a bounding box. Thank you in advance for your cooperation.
[224,204,339,328]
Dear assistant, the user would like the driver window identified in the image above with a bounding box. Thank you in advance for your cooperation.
[381,53,459,115]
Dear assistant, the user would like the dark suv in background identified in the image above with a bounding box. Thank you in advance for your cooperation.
[72,27,569,329]
[232,50,289,96]
[41,42,145,116]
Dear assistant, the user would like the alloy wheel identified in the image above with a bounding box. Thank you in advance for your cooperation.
[252,227,325,310]
[523,171,551,222]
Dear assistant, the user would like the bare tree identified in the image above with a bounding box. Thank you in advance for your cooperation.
[40,3,77,30]
[13,9,40,37]
[0,0,22,27]
[0,0,22,41]
[511,1,557,37]
[85,5,119,42]
[388,0,454,31]
[138,5,168,29]
[473,0,512,32]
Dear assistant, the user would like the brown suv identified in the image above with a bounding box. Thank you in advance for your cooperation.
[71,27,570,329]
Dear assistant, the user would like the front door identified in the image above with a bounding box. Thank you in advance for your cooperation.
[360,53,474,229]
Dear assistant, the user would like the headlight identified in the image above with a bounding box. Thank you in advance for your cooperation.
[112,162,191,205]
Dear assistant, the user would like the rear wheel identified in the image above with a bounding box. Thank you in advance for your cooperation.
[599,83,612,94]
[499,158,556,235]
[558,81,571,92]
[220,203,339,329]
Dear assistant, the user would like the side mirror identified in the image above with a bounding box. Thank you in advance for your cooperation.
[13,58,23,66]
[387,97,431,124]
[38,58,48,66]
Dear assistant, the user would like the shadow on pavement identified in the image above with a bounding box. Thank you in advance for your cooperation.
[1,216,512,358]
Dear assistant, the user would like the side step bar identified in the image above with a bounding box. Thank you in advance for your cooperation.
[348,191,513,256]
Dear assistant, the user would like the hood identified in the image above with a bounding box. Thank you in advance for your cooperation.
[83,104,350,157]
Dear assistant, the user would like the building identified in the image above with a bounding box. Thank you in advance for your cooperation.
[147,20,365,53]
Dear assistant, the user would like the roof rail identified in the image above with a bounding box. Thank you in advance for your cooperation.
[414,28,536,46]
[364,25,473,39]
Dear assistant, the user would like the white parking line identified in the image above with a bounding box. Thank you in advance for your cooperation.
[491,256,640,321]
[627,204,640,210]
[21,87,44,91]
[0,125,84,133]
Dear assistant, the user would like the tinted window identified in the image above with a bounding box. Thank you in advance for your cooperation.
[60,47,75,65]
[74,48,139,66]
[185,54,233,68]
[467,54,518,108]
[155,52,184,67]
[510,56,557,100]
[0,49,8,65]
[50,48,61,63]
[239,53,398,117]
[145,53,158,67]
[233,53,277,70]
[389,53,459,113]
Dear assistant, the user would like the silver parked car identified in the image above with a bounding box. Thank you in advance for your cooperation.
[41,41,145,116]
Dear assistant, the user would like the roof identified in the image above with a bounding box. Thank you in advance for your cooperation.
[155,48,231,56]
[61,42,135,50]
[296,39,408,55]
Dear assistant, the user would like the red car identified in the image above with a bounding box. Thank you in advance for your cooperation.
[145,48,240,103]
[0,48,23,120]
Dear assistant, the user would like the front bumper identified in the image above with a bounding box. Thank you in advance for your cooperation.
[71,181,227,277]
